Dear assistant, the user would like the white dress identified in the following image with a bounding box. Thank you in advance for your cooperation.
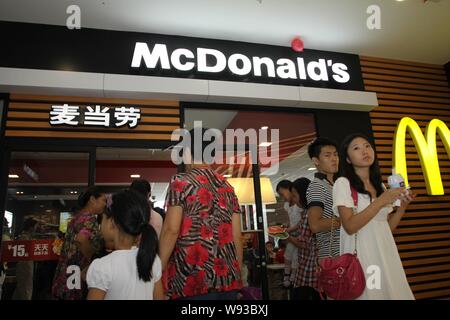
[284,203,302,268]
[332,177,414,300]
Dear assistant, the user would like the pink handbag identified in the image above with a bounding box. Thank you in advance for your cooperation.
[317,187,365,300]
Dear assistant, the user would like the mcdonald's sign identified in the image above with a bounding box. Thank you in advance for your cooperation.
[394,117,450,196]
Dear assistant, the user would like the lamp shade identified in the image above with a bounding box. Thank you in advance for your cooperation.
[227,177,276,205]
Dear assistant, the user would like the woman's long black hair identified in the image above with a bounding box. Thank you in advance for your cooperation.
[290,178,311,209]
[104,189,158,282]
[338,133,384,200]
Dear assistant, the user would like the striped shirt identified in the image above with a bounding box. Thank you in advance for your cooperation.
[307,172,340,259]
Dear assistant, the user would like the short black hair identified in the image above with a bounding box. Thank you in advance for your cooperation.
[276,180,292,192]
[307,137,338,159]
[78,186,103,208]
[290,177,311,209]
[130,179,151,197]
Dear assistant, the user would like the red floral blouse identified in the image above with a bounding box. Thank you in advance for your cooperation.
[165,168,243,299]
[51,211,103,300]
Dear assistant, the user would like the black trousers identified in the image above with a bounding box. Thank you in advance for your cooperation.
[291,286,322,300]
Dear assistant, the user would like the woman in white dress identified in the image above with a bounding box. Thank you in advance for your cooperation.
[333,133,415,300]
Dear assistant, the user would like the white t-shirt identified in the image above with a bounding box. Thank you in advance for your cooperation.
[87,247,162,300]
[284,203,302,227]
[150,209,163,239]
[283,203,301,267]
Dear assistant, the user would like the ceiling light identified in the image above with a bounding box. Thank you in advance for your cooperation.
[130,174,141,178]
[9,174,19,179]
[259,142,272,147]
[308,167,316,171]
[261,126,269,130]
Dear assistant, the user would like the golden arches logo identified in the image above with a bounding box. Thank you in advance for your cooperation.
[393,117,450,196]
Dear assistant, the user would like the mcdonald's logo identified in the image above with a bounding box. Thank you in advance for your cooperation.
[394,117,450,196]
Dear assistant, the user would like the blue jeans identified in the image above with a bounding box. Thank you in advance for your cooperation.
[178,290,239,300]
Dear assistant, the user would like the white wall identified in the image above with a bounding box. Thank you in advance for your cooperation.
[0,67,378,112]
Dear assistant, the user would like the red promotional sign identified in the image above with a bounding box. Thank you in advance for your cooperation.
[1,239,62,262]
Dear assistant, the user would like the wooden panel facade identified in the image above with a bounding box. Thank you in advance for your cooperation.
[5,94,181,141]
[362,56,450,299]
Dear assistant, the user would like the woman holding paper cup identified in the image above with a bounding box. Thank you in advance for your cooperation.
[333,133,415,300]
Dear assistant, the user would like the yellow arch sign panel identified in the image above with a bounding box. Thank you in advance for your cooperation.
[393,117,450,196]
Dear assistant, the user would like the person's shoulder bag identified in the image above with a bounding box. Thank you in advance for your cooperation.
[317,186,366,300]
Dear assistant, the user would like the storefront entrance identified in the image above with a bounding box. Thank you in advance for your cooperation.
[1,139,274,299]
[1,146,175,299]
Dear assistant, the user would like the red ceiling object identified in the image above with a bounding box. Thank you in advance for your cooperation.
[291,37,304,52]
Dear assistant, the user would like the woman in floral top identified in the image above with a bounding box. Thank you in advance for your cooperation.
[159,130,243,300]
[52,187,106,300]
[160,167,243,299]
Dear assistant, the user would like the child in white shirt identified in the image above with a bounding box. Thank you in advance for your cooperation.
[87,189,164,300]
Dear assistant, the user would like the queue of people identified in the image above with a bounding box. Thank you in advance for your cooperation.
[41,132,415,300]
[276,135,415,300]
[48,130,243,300]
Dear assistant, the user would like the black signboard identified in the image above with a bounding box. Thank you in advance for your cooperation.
[0,21,364,91]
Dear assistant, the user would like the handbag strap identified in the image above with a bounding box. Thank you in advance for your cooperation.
[328,185,359,257]
[350,186,358,255]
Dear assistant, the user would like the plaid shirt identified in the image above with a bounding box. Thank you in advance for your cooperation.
[292,208,318,289]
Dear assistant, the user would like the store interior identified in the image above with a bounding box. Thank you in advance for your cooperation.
[2,106,318,299]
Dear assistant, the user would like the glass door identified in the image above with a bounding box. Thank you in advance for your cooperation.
[95,147,178,208]
[183,106,317,299]
[212,145,271,299]
[2,151,89,300]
